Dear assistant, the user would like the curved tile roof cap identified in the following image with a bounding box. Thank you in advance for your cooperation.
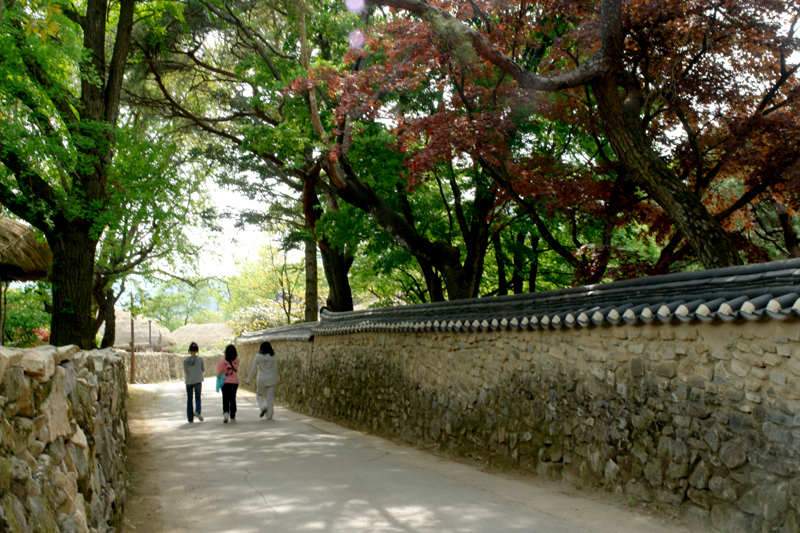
[237,322,317,344]
[310,258,800,336]
[235,258,800,342]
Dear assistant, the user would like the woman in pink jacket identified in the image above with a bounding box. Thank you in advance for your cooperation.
[216,344,240,423]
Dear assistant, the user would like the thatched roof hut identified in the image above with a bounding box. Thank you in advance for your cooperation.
[0,218,52,346]
[99,309,177,351]
[0,218,51,282]
[171,322,234,350]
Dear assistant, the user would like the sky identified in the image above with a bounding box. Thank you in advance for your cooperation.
[187,180,267,279]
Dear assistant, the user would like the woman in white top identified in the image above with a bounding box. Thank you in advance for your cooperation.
[246,341,279,419]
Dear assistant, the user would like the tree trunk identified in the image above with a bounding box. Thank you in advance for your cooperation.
[320,245,354,312]
[491,231,508,296]
[418,258,445,302]
[331,159,475,300]
[511,232,525,294]
[302,173,354,312]
[592,75,741,268]
[304,234,319,321]
[48,219,98,348]
[774,199,800,258]
[101,289,116,348]
[529,234,539,292]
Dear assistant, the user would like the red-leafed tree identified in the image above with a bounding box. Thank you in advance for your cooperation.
[357,0,800,270]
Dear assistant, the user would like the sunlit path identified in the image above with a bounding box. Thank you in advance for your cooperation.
[122,379,697,533]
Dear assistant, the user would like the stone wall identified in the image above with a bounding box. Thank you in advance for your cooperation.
[119,351,220,384]
[0,345,128,533]
[238,317,800,533]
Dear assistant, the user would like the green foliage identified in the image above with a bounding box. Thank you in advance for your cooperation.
[2,283,50,346]
[136,279,224,332]
[228,299,286,337]
[222,239,308,326]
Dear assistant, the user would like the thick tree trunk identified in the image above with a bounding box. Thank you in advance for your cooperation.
[320,245,354,312]
[418,258,445,302]
[302,174,354,312]
[48,220,98,348]
[591,75,741,269]
[774,199,800,258]
[304,235,319,321]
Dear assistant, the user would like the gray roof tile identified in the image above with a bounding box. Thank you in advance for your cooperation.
[238,258,800,341]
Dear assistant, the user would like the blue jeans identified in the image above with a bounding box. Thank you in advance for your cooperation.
[186,383,202,422]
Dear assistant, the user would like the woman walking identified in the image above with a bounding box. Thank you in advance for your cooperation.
[246,341,279,420]
[183,342,204,423]
[216,344,240,423]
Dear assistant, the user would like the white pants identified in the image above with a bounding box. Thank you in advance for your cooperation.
[256,384,275,419]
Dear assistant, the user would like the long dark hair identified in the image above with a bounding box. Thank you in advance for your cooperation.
[259,341,274,356]
[224,344,237,363]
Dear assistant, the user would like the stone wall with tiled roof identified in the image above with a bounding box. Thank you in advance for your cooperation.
[236,259,800,532]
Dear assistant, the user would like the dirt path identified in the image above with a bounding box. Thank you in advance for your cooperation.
[121,380,704,533]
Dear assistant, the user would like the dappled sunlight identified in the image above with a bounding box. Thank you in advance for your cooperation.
[125,382,692,533]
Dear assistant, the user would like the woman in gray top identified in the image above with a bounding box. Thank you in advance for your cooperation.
[183,342,205,422]
[246,341,279,419]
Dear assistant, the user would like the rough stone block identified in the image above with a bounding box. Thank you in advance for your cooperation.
[709,476,738,501]
[763,353,784,367]
[711,349,731,361]
[688,460,710,489]
[0,366,29,404]
[657,362,677,378]
[762,422,793,444]
[625,480,653,503]
[770,371,788,386]
[696,364,714,382]
[11,417,35,455]
[769,411,794,427]
[628,343,646,357]
[731,360,749,377]
[744,393,761,403]
[0,347,24,384]
[745,376,762,392]
[687,488,714,510]
[630,358,645,378]
[20,351,55,383]
[788,355,800,377]
[736,342,750,353]
[719,438,747,468]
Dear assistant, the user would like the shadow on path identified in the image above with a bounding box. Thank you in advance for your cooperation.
[121,379,698,533]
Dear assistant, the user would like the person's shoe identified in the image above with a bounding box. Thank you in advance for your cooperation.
[223,412,229,423]
[194,412,204,421]
[260,408,267,418]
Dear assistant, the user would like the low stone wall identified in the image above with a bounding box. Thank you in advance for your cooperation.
[0,345,128,533]
[119,351,220,384]
[238,318,800,533]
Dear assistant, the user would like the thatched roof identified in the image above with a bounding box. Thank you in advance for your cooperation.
[99,309,177,350]
[171,322,234,350]
[0,218,52,281]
